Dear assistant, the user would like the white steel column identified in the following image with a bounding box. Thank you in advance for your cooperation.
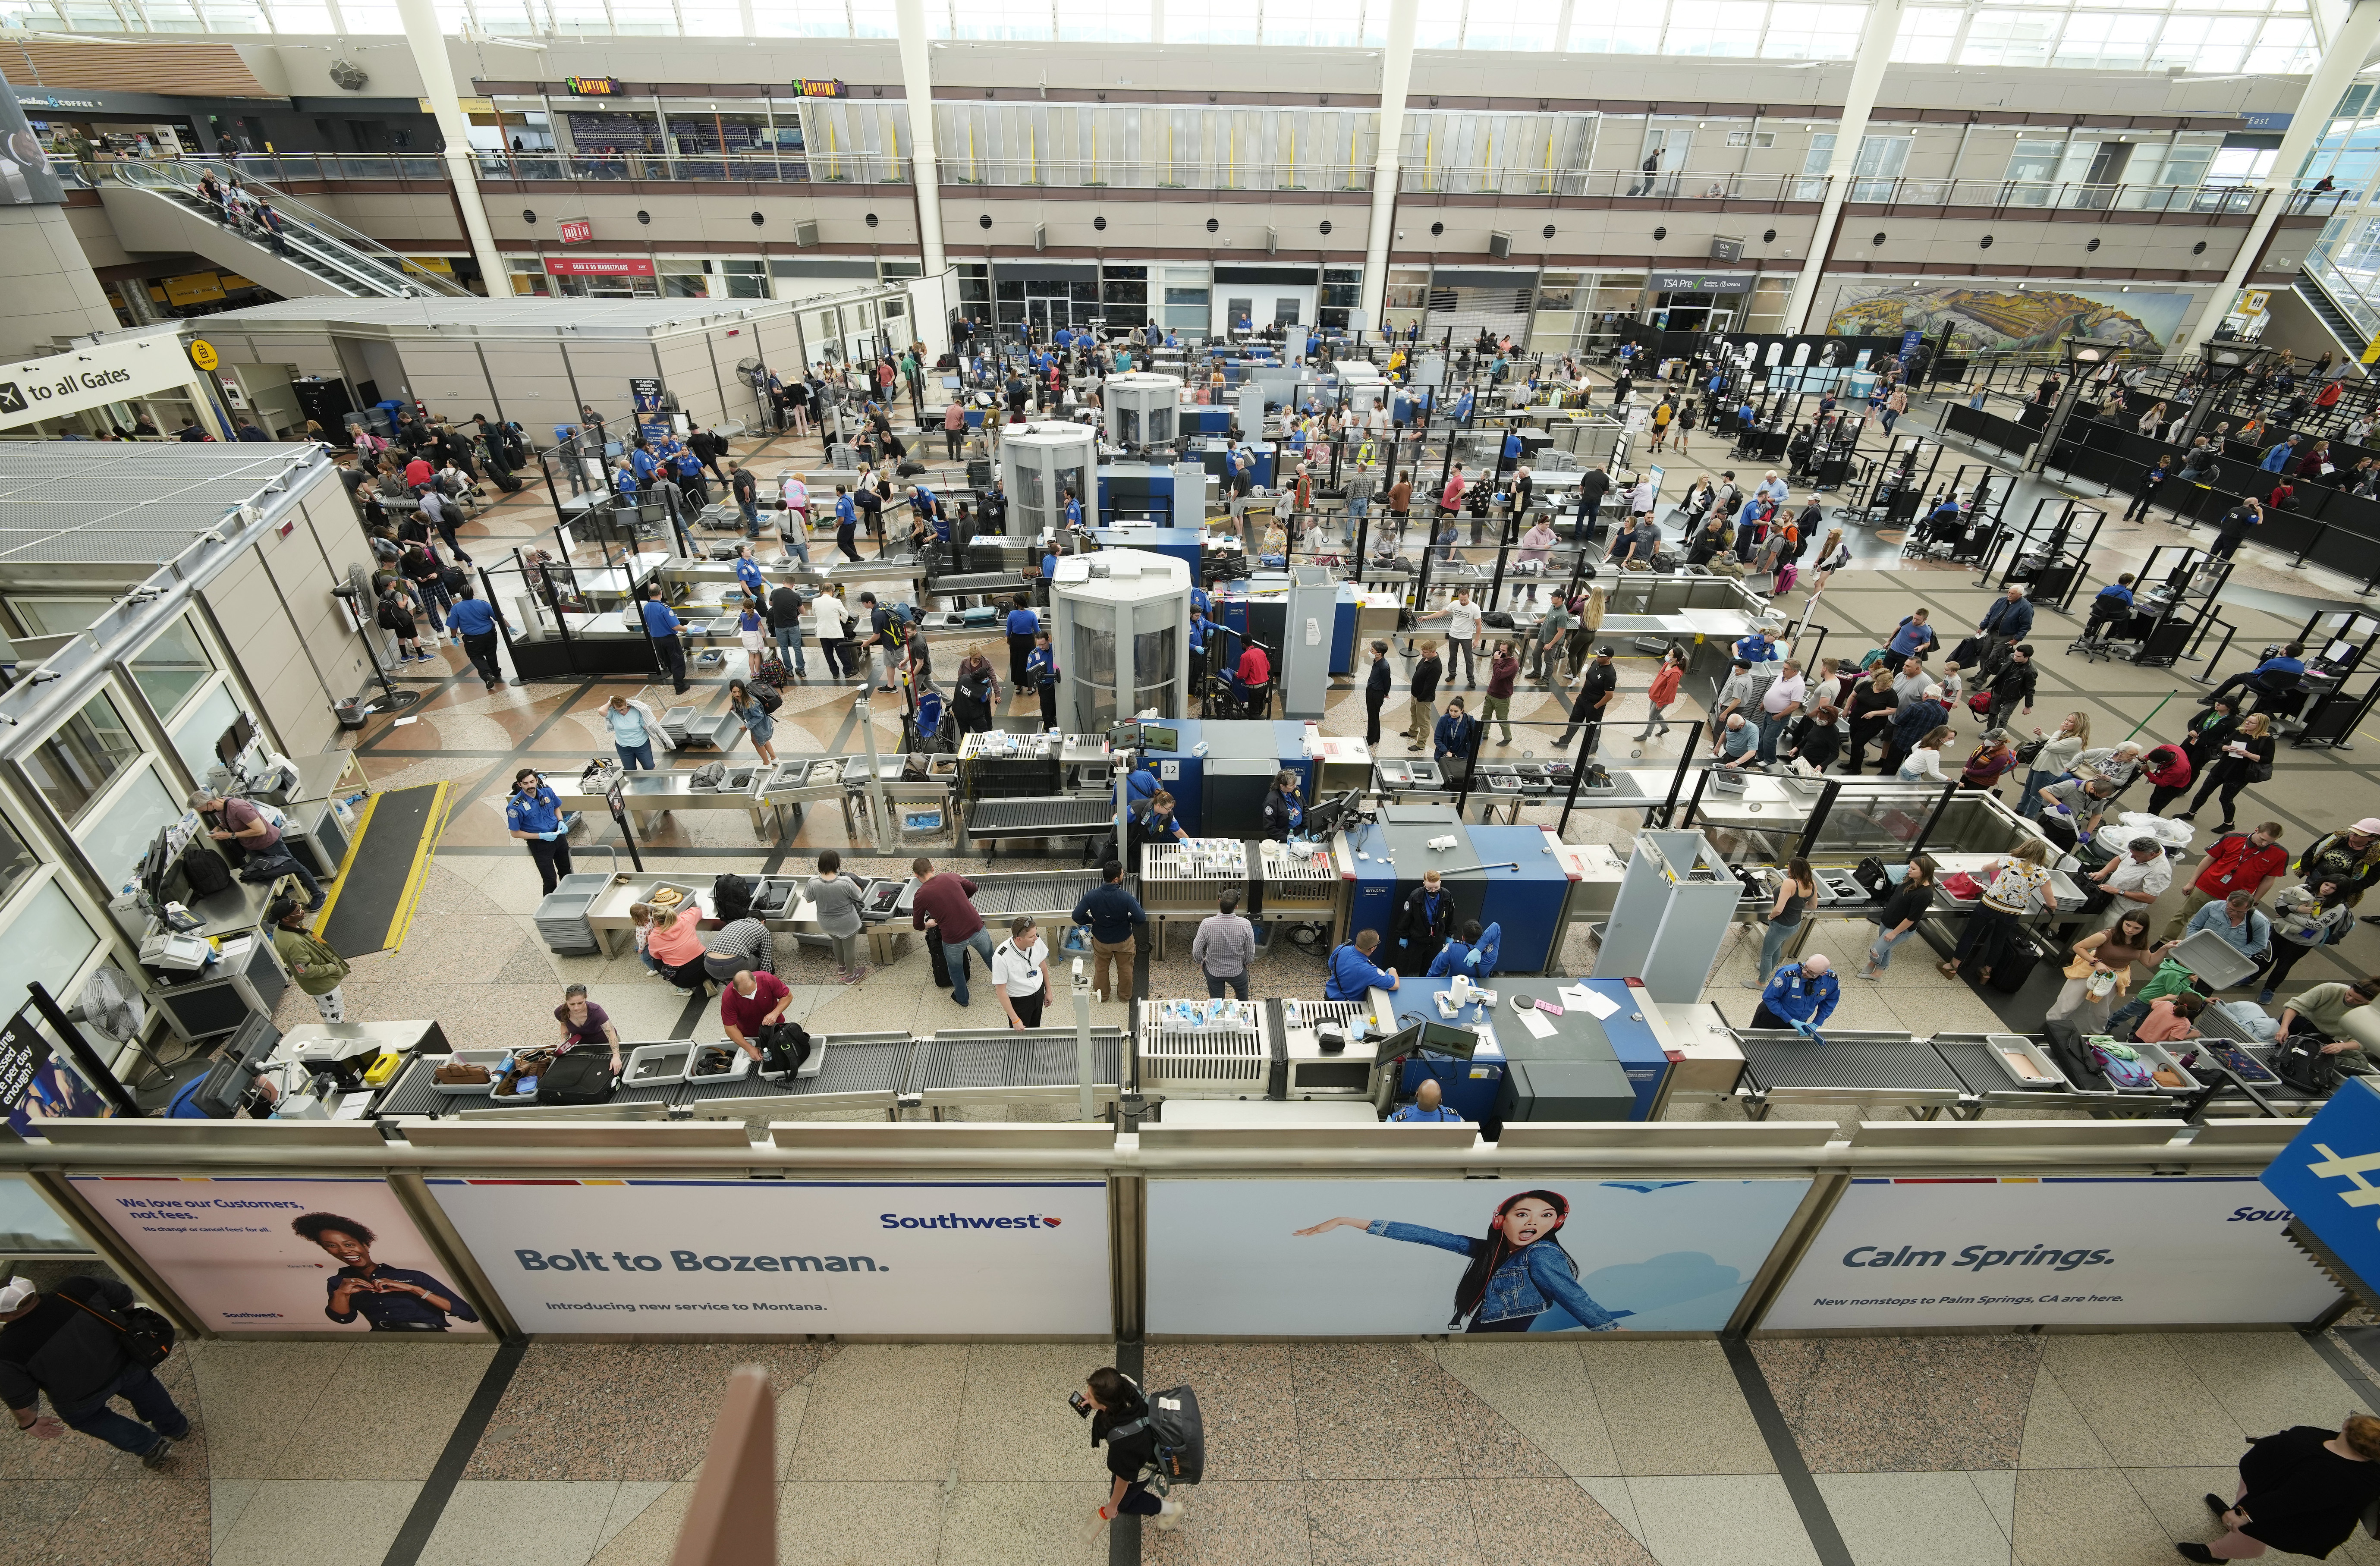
[894,0,950,278]
[2179,0,2380,358]
[1779,0,1906,333]
[393,0,510,295]
[1360,0,1419,336]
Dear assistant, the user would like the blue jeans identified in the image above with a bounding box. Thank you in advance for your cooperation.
[1757,710,1791,764]
[1868,925,1916,970]
[55,1362,189,1456]
[774,625,807,675]
[616,740,655,770]
[2015,768,2053,821]
[782,531,812,566]
[741,502,762,538]
[942,928,997,1006]
[1758,918,1800,975]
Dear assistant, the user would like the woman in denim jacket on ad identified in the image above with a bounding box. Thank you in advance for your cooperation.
[1296,1189,1629,1333]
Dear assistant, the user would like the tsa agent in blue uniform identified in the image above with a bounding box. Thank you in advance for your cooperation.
[1752,954,1839,1035]
[1025,631,1059,730]
[1322,932,1399,1000]
[733,546,767,604]
[639,585,689,693]
[505,767,573,895]
[1006,596,1041,689]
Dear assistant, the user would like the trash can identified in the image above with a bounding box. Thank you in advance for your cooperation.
[334,698,367,731]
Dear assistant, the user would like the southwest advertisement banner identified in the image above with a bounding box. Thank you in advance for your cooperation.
[1761,1176,2342,1329]
[70,1176,487,1334]
[428,1179,1112,1334]
[1146,1178,1811,1335]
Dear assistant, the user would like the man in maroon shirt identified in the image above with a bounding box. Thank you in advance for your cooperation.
[910,855,992,1006]
[720,969,792,1064]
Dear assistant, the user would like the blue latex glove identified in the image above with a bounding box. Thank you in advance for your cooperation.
[543,830,564,841]
[1790,1018,1814,1038]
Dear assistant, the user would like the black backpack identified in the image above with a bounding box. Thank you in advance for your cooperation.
[752,682,782,715]
[180,847,234,898]
[759,1020,812,1077]
[535,1049,618,1106]
[1107,1383,1205,1487]
[712,872,754,923]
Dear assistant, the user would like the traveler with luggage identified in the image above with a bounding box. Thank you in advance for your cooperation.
[1071,860,1146,1004]
[718,967,794,1067]
[913,857,994,1006]
[552,983,623,1078]
[1082,1367,1191,1531]
[0,1274,189,1467]
[1938,839,2057,988]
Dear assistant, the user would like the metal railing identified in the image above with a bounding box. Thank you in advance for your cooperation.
[1393,167,2310,215]
[116,158,470,298]
[480,149,908,184]
[2303,234,2380,345]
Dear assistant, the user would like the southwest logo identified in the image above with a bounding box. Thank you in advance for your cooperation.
[879,1212,1061,1230]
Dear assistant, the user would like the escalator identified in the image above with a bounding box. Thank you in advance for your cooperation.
[98,160,470,301]
[2295,267,2370,360]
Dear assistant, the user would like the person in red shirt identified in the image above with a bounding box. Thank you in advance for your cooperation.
[2142,742,2194,814]
[2162,821,2289,943]
[909,855,992,1005]
[720,968,792,1064]
[1236,644,1271,690]
[1636,648,1685,741]
[402,456,433,491]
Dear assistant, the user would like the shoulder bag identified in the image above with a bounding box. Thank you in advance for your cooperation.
[61,1288,175,1368]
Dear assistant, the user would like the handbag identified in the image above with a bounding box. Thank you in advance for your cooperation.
[60,1288,175,1369]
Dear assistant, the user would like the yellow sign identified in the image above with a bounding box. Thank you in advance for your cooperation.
[2242,289,2272,315]
[186,337,219,370]
[420,96,497,114]
[406,255,454,274]
[2363,328,2380,367]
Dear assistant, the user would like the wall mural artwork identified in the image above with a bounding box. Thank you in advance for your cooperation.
[1827,283,2191,353]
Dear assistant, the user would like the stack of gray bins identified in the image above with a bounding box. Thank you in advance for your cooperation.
[659,704,696,745]
[533,872,610,955]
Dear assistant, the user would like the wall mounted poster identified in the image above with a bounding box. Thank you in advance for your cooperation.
[1146,1178,1811,1335]
[428,1179,1112,1334]
[70,1176,487,1334]
[1827,283,2192,352]
[1761,1176,2342,1329]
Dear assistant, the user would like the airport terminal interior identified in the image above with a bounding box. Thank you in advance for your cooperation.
[18,1,2380,1564]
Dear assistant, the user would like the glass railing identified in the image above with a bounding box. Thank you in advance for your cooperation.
[1393,167,2308,214]
[114,159,472,298]
[479,150,903,183]
[2302,240,2380,344]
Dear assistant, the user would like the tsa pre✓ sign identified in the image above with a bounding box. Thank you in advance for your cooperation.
[1761,1176,2342,1329]
[429,1179,1111,1334]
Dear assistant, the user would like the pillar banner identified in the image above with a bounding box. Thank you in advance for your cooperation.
[1146,1177,1812,1336]
[69,1176,489,1334]
[427,1178,1112,1334]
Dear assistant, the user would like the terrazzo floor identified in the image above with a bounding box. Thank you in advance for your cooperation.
[22,1314,2380,1566]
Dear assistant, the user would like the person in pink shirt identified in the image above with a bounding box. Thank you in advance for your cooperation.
[2134,991,2206,1043]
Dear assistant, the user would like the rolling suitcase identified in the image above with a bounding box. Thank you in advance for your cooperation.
[1990,932,2044,993]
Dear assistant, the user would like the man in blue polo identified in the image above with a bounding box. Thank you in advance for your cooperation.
[733,544,767,604]
[640,584,689,695]
[1322,929,1400,1001]
[2261,434,2298,473]
[448,582,503,691]
[1751,953,1839,1035]
[909,483,943,540]
[1005,594,1040,690]
[1388,1079,1465,1123]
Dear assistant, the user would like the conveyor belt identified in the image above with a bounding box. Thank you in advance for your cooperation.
[1930,1039,2090,1103]
[1735,1031,1967,1095]
[965,796,1117,842]
[962,871,1109,917]
[916,1028,1126,1092]
[377,1056,443,1117]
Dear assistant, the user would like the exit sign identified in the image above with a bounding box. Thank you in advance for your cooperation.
[557,218,593,245]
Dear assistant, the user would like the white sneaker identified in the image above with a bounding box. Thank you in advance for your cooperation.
[1154,1499,1186,1530]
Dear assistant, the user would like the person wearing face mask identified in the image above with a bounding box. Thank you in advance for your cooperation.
[505,768,572,895]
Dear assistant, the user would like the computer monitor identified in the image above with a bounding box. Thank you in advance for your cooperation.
[176,1013,281,1116]
[1378,1018,1481,1063]
[214,713,257,767]
[1302,789,1360,837]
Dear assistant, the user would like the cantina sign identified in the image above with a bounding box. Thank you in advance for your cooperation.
[563,76,624,95]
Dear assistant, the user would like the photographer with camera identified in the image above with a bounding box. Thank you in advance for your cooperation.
[1077,1367,1188,1532]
